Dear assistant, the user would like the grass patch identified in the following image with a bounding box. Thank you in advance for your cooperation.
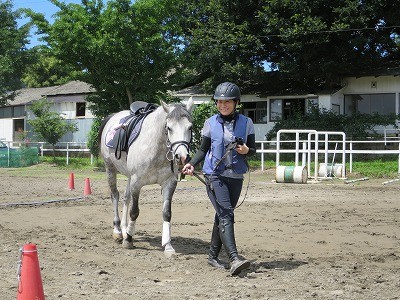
[248,158,399,178]
[4,156,398,179]
[39,156,104,170]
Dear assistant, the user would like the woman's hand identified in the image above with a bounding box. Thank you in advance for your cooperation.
[235,143,249,155]
[182,163,194,175]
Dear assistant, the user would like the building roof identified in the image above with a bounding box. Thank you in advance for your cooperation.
[45,80,95,96]
[5,81,94,107]
[10,86,59,106]
[173,84,210,96]
[346,66,400,78]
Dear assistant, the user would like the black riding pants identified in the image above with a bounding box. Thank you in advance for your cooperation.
[205,175,243,223]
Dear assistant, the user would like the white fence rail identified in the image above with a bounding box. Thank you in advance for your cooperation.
[256,139,400,175]
[3,139,400,172]
[3,141,92,165]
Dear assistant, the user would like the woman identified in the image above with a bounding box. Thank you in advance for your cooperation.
[182,82,256,276]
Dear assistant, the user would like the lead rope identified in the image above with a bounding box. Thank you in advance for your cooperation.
[235,169,250,209]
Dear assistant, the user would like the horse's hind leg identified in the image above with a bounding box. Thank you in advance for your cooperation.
[162,179,178,258]
[122,182,140,249]
[106,167,122,242]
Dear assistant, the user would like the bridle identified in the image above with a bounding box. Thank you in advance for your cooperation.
[165,139,191,162]
[164,120,192,172]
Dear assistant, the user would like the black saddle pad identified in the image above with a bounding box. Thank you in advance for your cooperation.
[105,103,158,158]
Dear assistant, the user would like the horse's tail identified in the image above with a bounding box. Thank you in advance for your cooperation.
[98,113,115,147]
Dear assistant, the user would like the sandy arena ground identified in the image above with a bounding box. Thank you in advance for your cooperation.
[0,165,399,300]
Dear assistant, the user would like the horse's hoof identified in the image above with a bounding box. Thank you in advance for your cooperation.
[122,240,134,249]
[164,243,176,258]
[164,249,176,258]
[112,233,123,244]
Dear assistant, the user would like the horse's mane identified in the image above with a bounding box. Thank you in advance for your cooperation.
[166,103,193,123]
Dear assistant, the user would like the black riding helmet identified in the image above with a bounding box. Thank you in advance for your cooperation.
[213,82,241,103]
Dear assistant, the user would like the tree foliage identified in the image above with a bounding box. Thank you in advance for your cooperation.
[0,1,30,105]
[87,116,102,157]
[176,0,266,93]
[21,0,400,112]
[191,100,218,147]
[169,0,400,94]
[21,46,81,88]
[258,0,400,91]
[27,0,184,117]
[28,98,78,156]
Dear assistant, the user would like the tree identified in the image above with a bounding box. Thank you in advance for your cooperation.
[191,100,217,147]
[27,0,184,117]
[176,0,266,93]
[0,1,30,106]
[21,46,82,88]
[258,0,400,91]
[176,0,400,94]
[28,98,78,157]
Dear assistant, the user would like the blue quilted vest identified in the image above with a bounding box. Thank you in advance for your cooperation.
[203,114,248,175]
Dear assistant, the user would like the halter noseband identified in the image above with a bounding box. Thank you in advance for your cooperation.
[165,139,191,162]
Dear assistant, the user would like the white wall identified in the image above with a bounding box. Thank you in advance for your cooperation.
[0,119,13,141]
[51,102,94,119]
[342,76,400,94]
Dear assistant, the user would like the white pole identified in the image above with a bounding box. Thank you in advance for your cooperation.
[302,142,307,167]
[295,131,299,166]
[66,142,69,165]
[349,142,353,173]
[261,141,264,171]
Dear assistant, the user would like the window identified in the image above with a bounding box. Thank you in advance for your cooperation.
[13,106,25,118]
[270,99,282,121]
[344,93,395,115]
[242,101,268,123]
[0,107,12,118]
[306,98,319,113]
[76,102,86,117]
[332,104,340,114]
[270,99,306,121]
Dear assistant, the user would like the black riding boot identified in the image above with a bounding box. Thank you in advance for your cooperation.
[219,218,250,275]
[208,221,228,269]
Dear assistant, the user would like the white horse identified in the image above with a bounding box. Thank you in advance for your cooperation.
[99,98,194,257]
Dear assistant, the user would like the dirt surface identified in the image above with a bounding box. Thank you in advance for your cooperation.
[0,165,399,300]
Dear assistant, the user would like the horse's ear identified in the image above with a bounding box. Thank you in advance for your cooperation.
[186,96,194,113]
[161,101,170,113]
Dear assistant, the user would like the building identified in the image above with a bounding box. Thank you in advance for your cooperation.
[175,68,400,140]
[1,68,399,143]
[0,81,95,143]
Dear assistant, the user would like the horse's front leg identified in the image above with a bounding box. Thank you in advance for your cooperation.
[162,178,178,258]
[122,181,140,249]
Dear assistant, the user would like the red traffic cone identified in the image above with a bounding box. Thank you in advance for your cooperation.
[84,178,92,196]
[17,243,45,300]
[68,172,75,190]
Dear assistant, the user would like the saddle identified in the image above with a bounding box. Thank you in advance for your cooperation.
[110,101,158,159]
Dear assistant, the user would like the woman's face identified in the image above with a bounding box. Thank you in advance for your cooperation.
[216,99,236,116]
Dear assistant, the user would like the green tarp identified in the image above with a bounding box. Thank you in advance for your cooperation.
[0,147,39,168]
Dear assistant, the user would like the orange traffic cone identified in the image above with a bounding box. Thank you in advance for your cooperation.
[84,178,92,196]
[68,172,75,190]
[17,243,45,300]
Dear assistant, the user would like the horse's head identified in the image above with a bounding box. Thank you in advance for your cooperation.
[162,97,194,166]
